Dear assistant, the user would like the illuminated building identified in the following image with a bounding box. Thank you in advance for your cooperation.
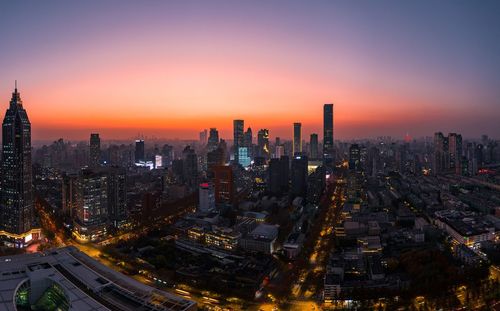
[310,133,319,159]
[0,85,40,247]
[73,169,108,242]
[233,119,244,163]
[323,103,334,166]
[0,247,196,311]
[349,144,361,171]
[205,226,241,250]
[213,165,234,205]
[199,182,215,212]
[89,133,100,167]
[257,128,270,159]
[434,132,463,175]
[291,155,308,198]
[134,139,145,163]
[238,146,251,167]
[293,122,302,155]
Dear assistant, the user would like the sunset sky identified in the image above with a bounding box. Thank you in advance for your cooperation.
[1,1,499,141]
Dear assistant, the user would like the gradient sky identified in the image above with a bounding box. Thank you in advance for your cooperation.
[1,0,499,141]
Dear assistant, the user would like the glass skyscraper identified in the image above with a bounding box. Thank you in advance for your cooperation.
[323,103,334,165]
[1,86,35,244]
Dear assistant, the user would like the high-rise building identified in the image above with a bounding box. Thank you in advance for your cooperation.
[244,127,253,147]
[207,128,219,152]
[199,129,208,145]
[107,167,127,228]
[233,120,244,163]
[257,129,270,158]
[268,156,290,195]
[182,146,198,189]
[213,166,234,205]
[199,182,215,212]
[238,147,251,167]
[310,133,319,159]
[433,132,464,175]
[448,133,463,175]
[161,144,174,167]
[73,169,108,242]
[275,145,284,159]
[135,139,145,163]
[1,85,39,247]
[323,103,334,166]
[291,155,308,198]
[349,144,361,171]
[293,122,302,155]
[89,133,100,168]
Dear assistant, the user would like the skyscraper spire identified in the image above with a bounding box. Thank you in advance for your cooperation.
[15,80,17,92]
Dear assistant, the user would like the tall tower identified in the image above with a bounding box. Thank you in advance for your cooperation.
[310,133,319,159]
[293,122,302,155]
[89,133,101,168]
[323,103,334,165]
[233,120,244,163]
[1,84,34,240]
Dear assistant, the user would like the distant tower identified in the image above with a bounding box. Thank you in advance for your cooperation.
[89,133,101,167]
[293,122,302,155]
[310,133,319,160]
[1,84,34,244]
[323,103,334,166]
[233,120,244,163]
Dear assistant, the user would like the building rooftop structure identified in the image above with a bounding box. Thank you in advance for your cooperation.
[0,246,196,311]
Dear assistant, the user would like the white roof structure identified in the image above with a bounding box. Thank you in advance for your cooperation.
[0,246,196,311]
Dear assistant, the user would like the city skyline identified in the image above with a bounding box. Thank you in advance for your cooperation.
[1,1,500,141]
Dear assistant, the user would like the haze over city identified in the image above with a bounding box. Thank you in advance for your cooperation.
[1,0,499,141]
[1,2,500,311]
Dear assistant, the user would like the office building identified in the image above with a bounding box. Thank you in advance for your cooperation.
[199,129,207,145]
[349,144,361,171]
[89,133,100,168]
[73,169,108,242]
[107,166,127,228]
[310,133,319,159]
[213,166,234,205]
[293,122,302,155]
[207,127,219,152]
[268,156,289,195]
[291,155,308,198]
[199,182,215,212]
[238,147,251,167]
[233,119,244,163]
[244,127,253,147]
[449,133,463,175]
[0,85,40,247]
[257,128,270,158]
[323,103,334,166]
[135,139,145,163]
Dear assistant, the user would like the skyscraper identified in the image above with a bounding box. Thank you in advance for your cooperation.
[199,129,208,145]
[135,139,145,163]
[257,129,270,158]
[434,132,449,174]
[1,85,38,246]
[323,103,334,166]
[89,133,100,168]
[207,128,219,152]
[448,133,463,175]
[349,144,361,171]
[291,155,308,198]
[310,133,319,160]
[233,120,244,163]
[293,122,302,155]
